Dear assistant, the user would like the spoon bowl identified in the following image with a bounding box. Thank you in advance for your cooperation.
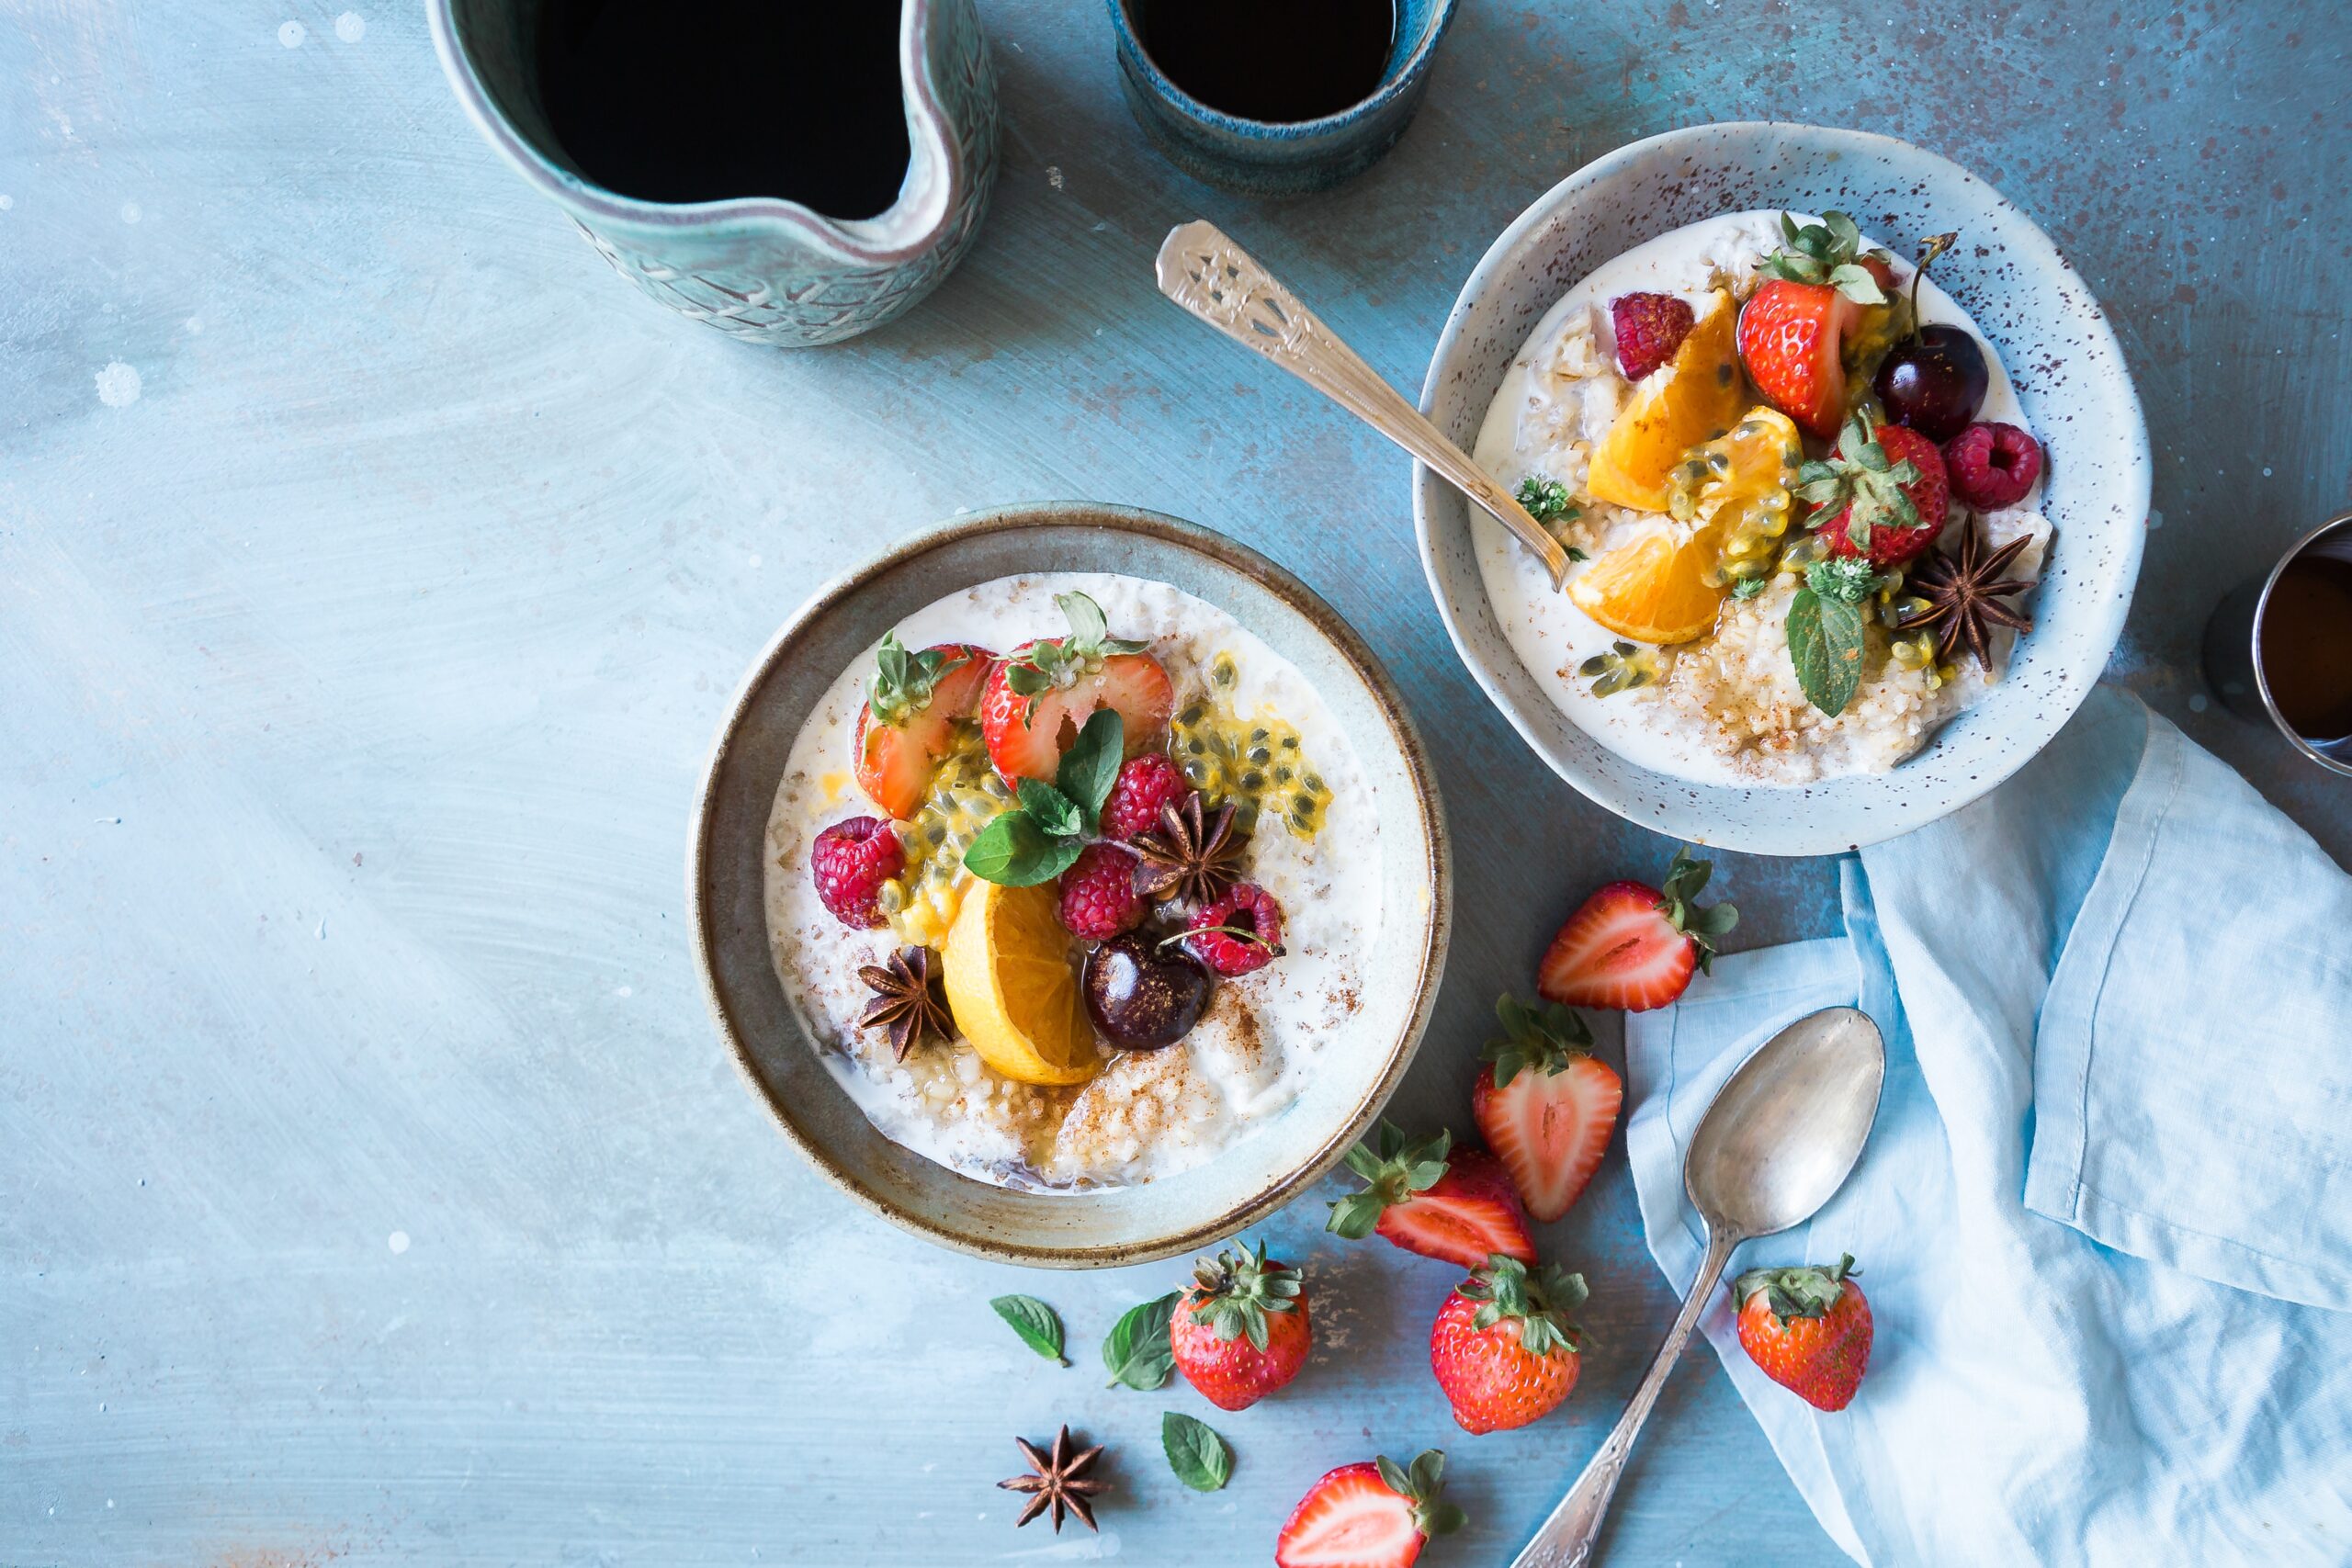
[1686,1006,1886,1239]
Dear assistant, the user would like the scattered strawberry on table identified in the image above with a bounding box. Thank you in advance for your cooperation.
[1168,1240,1311,1412]
[1733,1253,1874,1412]
[1327,1122,1536,1269]
[1275,1450,1466,1568]
[1429,1255,1590,1435]
[1538,844,1738,1012]
[1473,996,1620,1222]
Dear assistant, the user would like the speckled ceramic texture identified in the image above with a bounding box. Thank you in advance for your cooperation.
[1414,122,2152,856]
[690,503,1450,1267]
[1107,0,1458,195]
[430,0,998,346]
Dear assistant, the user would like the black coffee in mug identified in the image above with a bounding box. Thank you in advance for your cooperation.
[2260,549,2352,745]
[1139,0,1396,123]
[535,0,910,219]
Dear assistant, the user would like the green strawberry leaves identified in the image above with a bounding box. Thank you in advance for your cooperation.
[989,1294,1069,1365]
[1458,1254,1591,1358]
[866,633,972,728]
[1482,995,1594,1089]
[1762,210,1892,304]
[1102,1290,1182,1391]
[1160,1411,1232,1493]
[1001,592,1152,722]
[1735,1253,1860,1325]
[1657,846,1739,971]
[1800,410,1925,553]
[1374,1450,1467,1538]
[962,708,1124,886]
[1327,1122,1452,1240]
[1183,1240,1302,1351]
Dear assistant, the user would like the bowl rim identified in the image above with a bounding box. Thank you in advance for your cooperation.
[1412,120,2153,854]
[687,501,1453,1266]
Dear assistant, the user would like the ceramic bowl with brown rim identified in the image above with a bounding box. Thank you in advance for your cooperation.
[691,502,1449,1267]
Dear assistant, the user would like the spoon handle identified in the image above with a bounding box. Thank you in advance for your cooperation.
[1510,1227,1742,1568]
[1153,220,1568,589]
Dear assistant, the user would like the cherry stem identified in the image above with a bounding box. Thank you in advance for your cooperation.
[1909,231,1959,333]
[1159,923,1281,954]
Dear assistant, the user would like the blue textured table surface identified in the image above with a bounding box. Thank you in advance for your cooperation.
[5,3,2346,1564]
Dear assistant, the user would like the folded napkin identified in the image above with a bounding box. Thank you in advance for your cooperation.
[1625,686,2352,1566]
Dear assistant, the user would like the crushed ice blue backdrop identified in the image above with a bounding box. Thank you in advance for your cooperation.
[3,2,2346,1563]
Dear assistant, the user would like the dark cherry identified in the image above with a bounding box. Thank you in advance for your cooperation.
[1872,323,1989,444]
[1082,933,1210,1051]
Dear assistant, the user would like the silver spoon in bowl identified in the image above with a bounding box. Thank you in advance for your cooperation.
[1512,1005,1886,1568]
[1153,220,1569,589]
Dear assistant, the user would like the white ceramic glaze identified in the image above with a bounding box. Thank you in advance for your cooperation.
[1414,123,2151,854]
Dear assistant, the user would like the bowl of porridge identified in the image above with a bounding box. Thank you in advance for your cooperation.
[691,502,1449,1266]
[1415,123,2150,853]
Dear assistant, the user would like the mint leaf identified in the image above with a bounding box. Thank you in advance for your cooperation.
[989,1294,1068,1365]
[1055,708,1125,832]
[1102,1291,1182,1390]
[1787,586,1866,716]
[1017,777,1081,840]
[964,811,1082,886]
[1161,1411,1232,1493]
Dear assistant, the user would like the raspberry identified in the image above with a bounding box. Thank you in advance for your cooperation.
[1941,422,2042,510]
[1102,754,1191,840]
[1185,884,1285,976]
[809,816,903,930]
[1057,843,1147,940]
[1610,292,1695,380]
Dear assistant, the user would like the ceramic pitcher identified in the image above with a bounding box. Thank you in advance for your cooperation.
[430,0,999,346]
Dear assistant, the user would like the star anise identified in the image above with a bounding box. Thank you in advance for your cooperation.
[856,945,952,1062]
[997,1425,1106,1533]
[1897,516,2038,671]
[1133,793,1246,906]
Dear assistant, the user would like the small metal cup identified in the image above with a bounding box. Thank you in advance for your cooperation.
[2201,510,2352,777]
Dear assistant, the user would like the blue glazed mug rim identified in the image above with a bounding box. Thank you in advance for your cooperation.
[1106,0,1459,139]
[427,0,961,265]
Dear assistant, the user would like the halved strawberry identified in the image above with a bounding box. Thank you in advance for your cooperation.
[1275,1450,1464,1568]
[850,637,993,819]
[978,592,1172,784]
[1472,996,1621,1223]
[1736,212,1895,439]
[1327,1123,1536,1270]
[1536,846,1737,1012]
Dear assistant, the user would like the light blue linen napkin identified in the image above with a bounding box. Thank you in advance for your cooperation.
[1624,685,2352,1566]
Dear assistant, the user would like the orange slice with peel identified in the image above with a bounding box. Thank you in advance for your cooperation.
[1569,525,1728,646]
[942,879,1102,1088]
[1587,290,1746,513]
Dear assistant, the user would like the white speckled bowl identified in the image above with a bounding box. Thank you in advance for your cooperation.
[691,503,1449,1268]
[1415,123,2151,854]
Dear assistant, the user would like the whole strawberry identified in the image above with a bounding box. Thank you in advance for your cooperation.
[1327,1122,1537,1270]
[1734,1254,1873,1412]
[1429,1255,1589,1435]
[1168,1240,1310,1412]
[1472,996,1621,1223]
[1538,845,1738,1012]
[1057,842,1147,940]
[1805,412,1951,569]
[1275,1450,1464,1568]
[809,816,904,930]
[1102,754,1191,841]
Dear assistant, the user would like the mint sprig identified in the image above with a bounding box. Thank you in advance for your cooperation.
[1102,1290,1182,1390]
[963,708,1124,886]
[989,1293,1069,1365]
[1161,1411,1232,1493]
[1785,557,1883,718]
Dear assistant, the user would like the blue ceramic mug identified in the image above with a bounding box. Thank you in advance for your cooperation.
[429,0,999,346]
[1107,0,1460,194]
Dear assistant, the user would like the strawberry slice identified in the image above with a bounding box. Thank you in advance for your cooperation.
[1275,1451,1464,1568]
[851,637,994,818]
[1472,996,1621,1222]
[1536,846,1738,1012]
[978,592,1172,784]
[1327,1123,1535,1270]
[1737,279,1860,439]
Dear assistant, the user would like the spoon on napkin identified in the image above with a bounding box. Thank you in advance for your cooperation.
[1154,220,1569,588]
[1512,1005,1886,1567]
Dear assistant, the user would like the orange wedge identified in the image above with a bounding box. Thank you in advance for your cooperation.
[1569,526,1727,646]
[1587,290,1746,513]
[941,879,1102,1088]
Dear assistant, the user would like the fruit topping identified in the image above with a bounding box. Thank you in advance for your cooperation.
[1514,474,1577,528]
[856,945,954,1061]
[1472,996,1620,1223]
[963,709,1125,888]
[979,592,1173,784]
[1587,289,1744,512]
[1170,1240,1311,1412]
[1869,232,1989,443]
[1184,883,1285,976]
[1568,525,1726,646]
[1804,412,1951,569]
[1429,1255,1589,1435]
[1102,753,1191,840]
[1170,667,1331,838]
[1133,793,1247,907]
[1734,1253,1873,1412]
[1667,407,1804,590]
[873,736,1008,947]
[1536,846,1737,1012]
[1896,515,2038,671]
[1577,639,1657,697]
[941,878,1102,1087]
[810,815,905,930]
[997,1425,1108,1534]
[1609,290,1696,380]
[1057,842,1148,940]
[1327,1123,1538,1270]
[852,637,994,818]
[1737,277,1859,441]
[1275,1450,1464,1568]
[1941,420,2043,510]
[1081,932,1211,1051]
